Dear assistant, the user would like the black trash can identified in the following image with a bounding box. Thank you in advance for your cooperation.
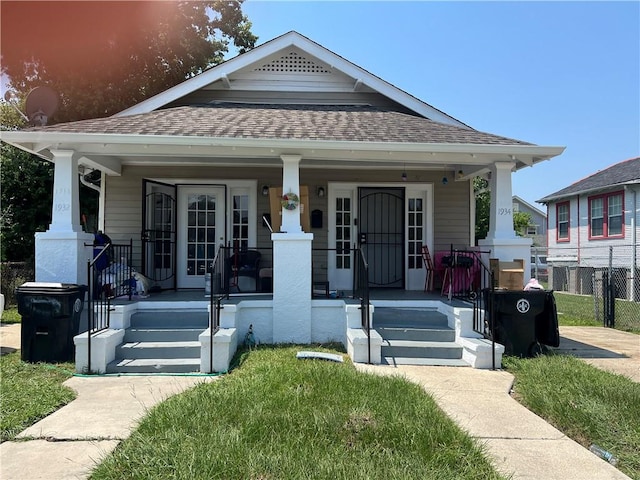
[16,282,87,363]
[487,290,559,357]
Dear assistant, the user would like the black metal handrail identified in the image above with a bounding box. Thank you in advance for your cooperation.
[207,245,229,373]
[449,247,497,370]
[353,247,371,364]
[86,239,132,373]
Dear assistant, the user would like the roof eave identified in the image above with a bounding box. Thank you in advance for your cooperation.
[1,130,565,161]
[538,180,640,204]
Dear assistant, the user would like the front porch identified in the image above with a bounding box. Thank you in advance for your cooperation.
[74,288,503,374]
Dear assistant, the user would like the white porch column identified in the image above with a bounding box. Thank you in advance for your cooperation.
[478,161,531,284]
[35,150,93,285]
[272,154,314,343]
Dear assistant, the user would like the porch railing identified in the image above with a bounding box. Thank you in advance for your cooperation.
[353,247,371,364]
[86,239,133,373]
[207,245,229,373]
[444,247,498,370]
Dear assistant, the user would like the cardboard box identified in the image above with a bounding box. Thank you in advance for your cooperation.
[490,258,524,290]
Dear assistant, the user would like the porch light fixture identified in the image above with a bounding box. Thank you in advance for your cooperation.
[316,186,326,198]
[261,185,269,196]
[401,163,407,182]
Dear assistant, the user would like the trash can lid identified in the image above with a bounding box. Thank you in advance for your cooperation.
[16,282,86,294]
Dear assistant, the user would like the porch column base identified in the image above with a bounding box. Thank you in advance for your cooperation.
[347,328,383,364]
[35,230,94,285]
[478,236,532,287]
[74,329,125,374]
[272,232,313,343]
[200,328,238,373]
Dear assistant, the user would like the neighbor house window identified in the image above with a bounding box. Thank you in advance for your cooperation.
[556,202,569,242]
[589,192,624,239]
[526,225,538,236]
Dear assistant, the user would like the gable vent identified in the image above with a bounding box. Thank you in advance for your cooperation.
[254,52,331,74]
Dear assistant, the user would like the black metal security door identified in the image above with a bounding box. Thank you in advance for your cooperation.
[142,180,176,290]
[358,188,404,288]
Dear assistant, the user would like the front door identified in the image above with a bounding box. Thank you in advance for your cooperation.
[177,186,226,288]
[358,187,404,288]
[142,181,176,290]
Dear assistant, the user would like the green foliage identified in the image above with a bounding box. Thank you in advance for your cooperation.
[0,2,256,260]
[0,352,76,441]
[0,141,53,261]
[513,211,532,236]
[92,346,504,479]
[1,307,21,324]
[504,355,640,478]
[474,177,490,242]
[1,1,257,122]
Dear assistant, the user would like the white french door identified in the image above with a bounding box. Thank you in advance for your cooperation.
[177,186,226,288]
[328,183,433,291]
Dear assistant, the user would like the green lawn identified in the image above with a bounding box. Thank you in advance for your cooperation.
[1,307,21,324]
[91,346,505,480]
[0,352,76,441]
[554,292,640,332]
[504,355,640,479]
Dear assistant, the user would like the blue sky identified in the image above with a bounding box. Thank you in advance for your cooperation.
[241,1,640,210]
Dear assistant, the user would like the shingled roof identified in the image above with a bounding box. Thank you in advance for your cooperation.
[28,103,532,146]
[538,157,640,203]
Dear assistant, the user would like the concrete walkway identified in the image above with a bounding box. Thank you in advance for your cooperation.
[356,326,638,480]
[0,373,216,480]
[1,322,637,479]
[555,326,639,382]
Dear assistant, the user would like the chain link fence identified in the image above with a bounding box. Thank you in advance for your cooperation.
[535,244,640,332]
[0,262,35,307]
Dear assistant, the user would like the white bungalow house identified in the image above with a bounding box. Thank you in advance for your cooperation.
[1,32,565,373]
[538,157,640,300]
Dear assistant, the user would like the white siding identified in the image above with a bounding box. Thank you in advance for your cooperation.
[103,165,472,272]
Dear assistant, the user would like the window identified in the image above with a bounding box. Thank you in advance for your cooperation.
[556,202,569,241]
[526,225,538,236]
[589,192,624,239]
[232,193,249,251]
[407,197,423,269]
[335,197,351,269]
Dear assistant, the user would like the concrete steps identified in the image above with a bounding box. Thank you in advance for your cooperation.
[106,309,207,374]
[374,307,468,367]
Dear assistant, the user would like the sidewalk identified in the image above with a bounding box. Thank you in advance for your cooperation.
[1,322,637,479]
[0,374,216,480]
[1,322,217,480]
[355,326,638,480]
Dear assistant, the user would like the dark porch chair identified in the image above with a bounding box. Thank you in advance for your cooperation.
[226,250,261,292]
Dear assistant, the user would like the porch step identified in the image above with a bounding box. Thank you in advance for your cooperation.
[374,307,449,328]
[383,357,470,367]
[125,328,205,343]
[374,307,467,367]
[115,341,201,360]
[108,309,207,374]
[381,339,463,359]
[376,326,454,342]
[106,358,201,374]
[129,310,208,328]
